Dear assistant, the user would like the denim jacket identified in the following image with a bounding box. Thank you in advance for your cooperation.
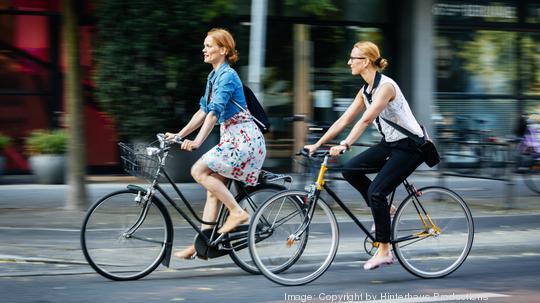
[199,61,247,124]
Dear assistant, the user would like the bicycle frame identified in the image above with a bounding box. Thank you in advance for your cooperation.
[298,151,440,246]
[124,137,279,264]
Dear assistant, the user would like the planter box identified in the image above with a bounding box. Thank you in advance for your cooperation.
[29,155,66,184]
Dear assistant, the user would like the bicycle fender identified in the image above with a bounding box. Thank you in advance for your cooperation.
[127,184,147,194]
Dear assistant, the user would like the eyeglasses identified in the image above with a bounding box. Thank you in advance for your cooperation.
[349,56,367,60]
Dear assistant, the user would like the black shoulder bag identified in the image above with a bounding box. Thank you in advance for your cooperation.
[382,118,440,168]
[231,85,271,133]
[211,71,271,133]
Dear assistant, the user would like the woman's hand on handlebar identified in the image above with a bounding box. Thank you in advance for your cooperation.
[164,132,177,141]
[303,144,320,155]
[329,145,347,157]
[180,139,199,151]
[164,132,183,144]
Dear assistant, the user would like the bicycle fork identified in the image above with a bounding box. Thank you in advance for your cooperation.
[287,155,330,246]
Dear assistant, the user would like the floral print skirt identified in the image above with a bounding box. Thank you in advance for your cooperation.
[201,111,266,186]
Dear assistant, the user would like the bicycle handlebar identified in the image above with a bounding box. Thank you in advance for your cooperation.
[296,148,346,158]
[144,133,186,156]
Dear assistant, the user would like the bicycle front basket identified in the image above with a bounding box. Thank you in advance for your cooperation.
[118,142,160,181]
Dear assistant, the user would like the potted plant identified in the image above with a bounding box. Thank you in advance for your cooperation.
[0,133,10,176]
[26,129,68,184]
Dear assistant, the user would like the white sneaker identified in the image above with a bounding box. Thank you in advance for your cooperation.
[370,204,397,233]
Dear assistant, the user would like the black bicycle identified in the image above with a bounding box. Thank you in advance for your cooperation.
[80,134,292,281]
[248,149,474,286]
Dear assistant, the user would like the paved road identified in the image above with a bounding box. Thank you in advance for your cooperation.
[1,214,539,303]
[1,173,540,302]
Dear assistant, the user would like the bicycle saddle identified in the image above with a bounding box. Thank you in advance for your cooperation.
[258,170,293,183]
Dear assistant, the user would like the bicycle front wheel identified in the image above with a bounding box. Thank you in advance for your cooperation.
[392,186,474,279]
[228,183,287,274]
[249,190,339,286]
[81,189,172,281]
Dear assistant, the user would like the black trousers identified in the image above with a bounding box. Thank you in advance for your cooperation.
[342,138,423,243]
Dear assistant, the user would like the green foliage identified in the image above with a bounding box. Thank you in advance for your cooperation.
[94,0,338,140]
[285,0,338,17]
[94,0,236,140]
[0,134,10,152]
[521,35,540,95]
[457,31,517,93]
[25,130,68,155]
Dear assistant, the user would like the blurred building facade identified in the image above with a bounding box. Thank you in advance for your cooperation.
[0,0,118,173]
[0,0,539,173]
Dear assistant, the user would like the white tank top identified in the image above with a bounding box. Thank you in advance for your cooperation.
[363,74,424,142]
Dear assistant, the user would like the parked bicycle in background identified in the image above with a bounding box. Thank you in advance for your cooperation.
[515,114,540,193]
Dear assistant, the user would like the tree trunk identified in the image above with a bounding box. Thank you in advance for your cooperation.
[63,0,87,209]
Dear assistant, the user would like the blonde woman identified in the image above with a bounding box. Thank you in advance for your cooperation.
[305,41,424,270]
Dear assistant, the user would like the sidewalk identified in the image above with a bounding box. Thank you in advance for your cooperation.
[1,172,540,278]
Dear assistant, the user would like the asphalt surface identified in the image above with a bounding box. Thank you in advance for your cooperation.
[1,171,539,279]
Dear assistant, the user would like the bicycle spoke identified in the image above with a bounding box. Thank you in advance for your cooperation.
[227,184,287,275]
[249,190,339,286]
[81,190,169,281]
[392,187,473,278]
[129,234,166,245]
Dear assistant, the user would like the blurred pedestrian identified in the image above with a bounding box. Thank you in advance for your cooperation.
[165,28,266,260]
[304,41,424,270]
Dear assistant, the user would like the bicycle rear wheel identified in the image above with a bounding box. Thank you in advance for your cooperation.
[81,189,172,281]
[249,190,339,286]
[228,183,287,274]
[392,186,474,278]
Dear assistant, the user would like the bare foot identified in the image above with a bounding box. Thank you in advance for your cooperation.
[174,245,197,260]
[218,210,249,234]
[363,250,395,270]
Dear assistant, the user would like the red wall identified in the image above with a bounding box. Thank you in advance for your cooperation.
[1,0,119,171]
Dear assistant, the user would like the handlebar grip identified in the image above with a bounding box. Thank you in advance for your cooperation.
[297,148,346,158]
[171,135,183,144]
[157,133,184,145]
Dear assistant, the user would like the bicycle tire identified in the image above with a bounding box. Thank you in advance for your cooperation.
[228,183,287,274]
[81,189,173,281]
[249,190,339,286]
[392,186,474,279]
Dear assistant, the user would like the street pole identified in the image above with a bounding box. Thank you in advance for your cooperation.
[248,0,267,102]
[293,24,311,173]
[63,0,87,209]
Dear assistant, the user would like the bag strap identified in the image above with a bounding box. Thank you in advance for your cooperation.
[381,117,425,145]
[230,98,267,131]
[210,70,267,131]
[362,71,425,145]
[362,71,385,140]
